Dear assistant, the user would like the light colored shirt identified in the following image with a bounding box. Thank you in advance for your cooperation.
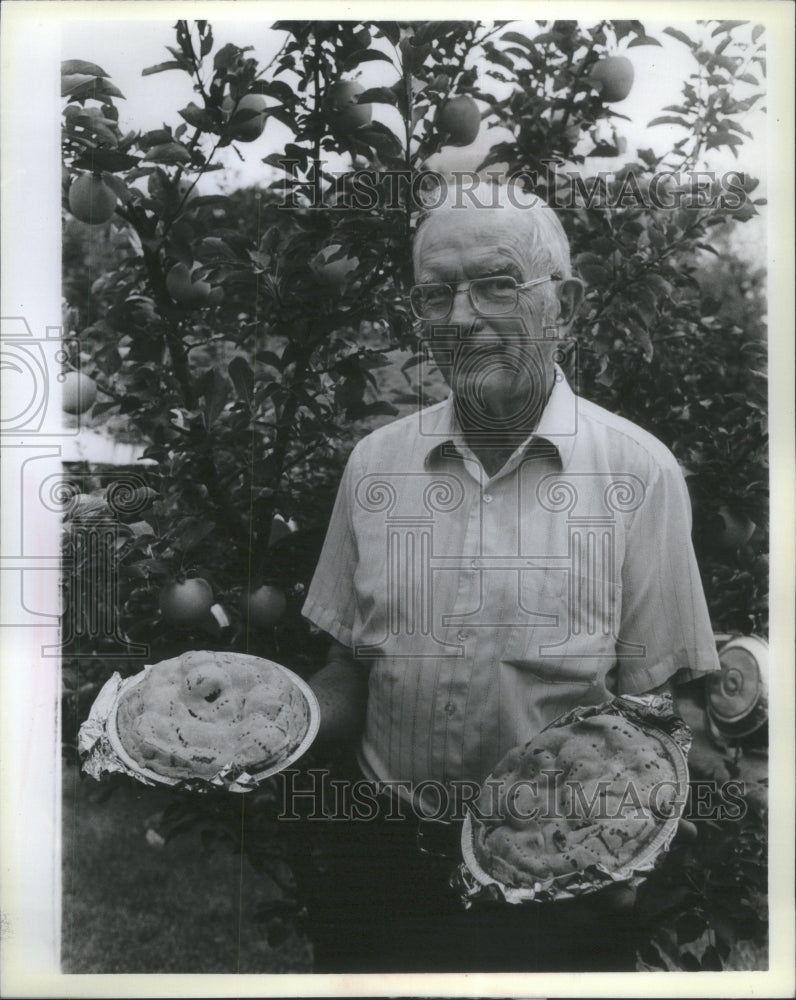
[303,369,720,795]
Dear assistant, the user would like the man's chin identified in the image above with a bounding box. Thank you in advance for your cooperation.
[453,372,548,429]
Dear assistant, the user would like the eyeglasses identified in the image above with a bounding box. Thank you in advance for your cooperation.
[410,273,562,321]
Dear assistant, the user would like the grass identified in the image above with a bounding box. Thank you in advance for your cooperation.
[61,763,312,974]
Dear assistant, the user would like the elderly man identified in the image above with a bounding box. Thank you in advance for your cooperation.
[298,185,722,973]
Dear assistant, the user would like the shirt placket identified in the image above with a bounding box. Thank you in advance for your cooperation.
[424,451,477,786]
[428,452,519,787]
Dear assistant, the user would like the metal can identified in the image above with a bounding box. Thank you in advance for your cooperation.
[707,635,768,742]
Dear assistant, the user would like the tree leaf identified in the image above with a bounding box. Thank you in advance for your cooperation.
[62,73,99,97]
[74,148,139,173]
[357,86,398,106]
[372,21,400,46]
[711,20,748,36]
[500,30,537,50]
[76,117,119,145]
[62,59,109,78]
[342,49,394,71]
[199,368,230,429]
[354,121,403,157]
[178,101,216,131]
[142,60,186,77]
[648,115,691,128]
[69,78,125,101]
[346,400,399,420]
[196,236,239,261]
[228,356,255,407]
[627,34,662,47]
[92,344,122,376]
[255,80,295,105]
[213,43,241,73]
[145,142,193,165]
[200,25,214,57]
[174,517,216,554]
[485,46,516,71]
[138,127,172,149]
[263,152,298,173]
[663,27,696,48]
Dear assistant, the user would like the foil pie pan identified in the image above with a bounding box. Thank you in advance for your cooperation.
[78,653,320,794]
[454,693,691,905]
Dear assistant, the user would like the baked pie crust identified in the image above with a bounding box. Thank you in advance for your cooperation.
[471,714,680,887]
[114,650,311,780]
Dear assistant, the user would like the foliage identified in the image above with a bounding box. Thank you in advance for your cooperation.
[635,807,767,971]
[61,17,769,971]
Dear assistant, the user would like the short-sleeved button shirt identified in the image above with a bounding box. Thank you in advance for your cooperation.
[303,370,720,794]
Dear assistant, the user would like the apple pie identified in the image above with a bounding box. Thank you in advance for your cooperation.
[471,714,680,887]
[114,650,311,780]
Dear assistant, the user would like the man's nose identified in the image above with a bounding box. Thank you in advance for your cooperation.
[449,284,476,328]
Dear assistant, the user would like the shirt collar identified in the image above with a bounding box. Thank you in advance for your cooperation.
[422,364,579,471]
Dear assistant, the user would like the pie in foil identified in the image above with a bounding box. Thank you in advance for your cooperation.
[114,651,310,780]
[471,715,679,886]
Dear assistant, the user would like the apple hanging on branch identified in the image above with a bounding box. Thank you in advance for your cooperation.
[589,56,635,103]
[61,371,98,414]
[324,80,373,134]
[223,93,268,142]
[158,577,215,629]
[68,172,118,225]
[165,263,223,308]
[436,95,481,147]
[240,585,287,631]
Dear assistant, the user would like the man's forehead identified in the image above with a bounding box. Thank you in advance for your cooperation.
[416,206,533,272]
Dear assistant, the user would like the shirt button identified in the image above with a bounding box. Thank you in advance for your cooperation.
[456,630,469,642]
[471,558,480,569]
[445,702,456,716]
[483,493,493,504]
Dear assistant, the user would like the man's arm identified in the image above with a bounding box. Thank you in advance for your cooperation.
[668,676,731,784]
[308,638,368,742]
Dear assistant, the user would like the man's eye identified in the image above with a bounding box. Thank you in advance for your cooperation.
[477,277,516,300]
[424,286,449,304]
[487,276,516,293]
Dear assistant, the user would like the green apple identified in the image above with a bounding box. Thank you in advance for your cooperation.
[325,81,372,133]
[437,95,481,146]
[68,173,117,225]
[589,56,635,103]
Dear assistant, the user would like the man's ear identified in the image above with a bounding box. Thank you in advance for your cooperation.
[556,278,584,326]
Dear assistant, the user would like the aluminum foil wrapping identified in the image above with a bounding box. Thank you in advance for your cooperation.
[453,693,692,907]
[78,662,319,795]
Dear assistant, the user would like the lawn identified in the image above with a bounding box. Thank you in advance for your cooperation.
[62,753,767,974]
[61,763,312,974]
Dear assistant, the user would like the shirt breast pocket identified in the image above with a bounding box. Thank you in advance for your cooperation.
[506,563,621,686]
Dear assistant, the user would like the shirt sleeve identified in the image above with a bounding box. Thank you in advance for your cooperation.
[615,458,720,694]
[301,444,361,647]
